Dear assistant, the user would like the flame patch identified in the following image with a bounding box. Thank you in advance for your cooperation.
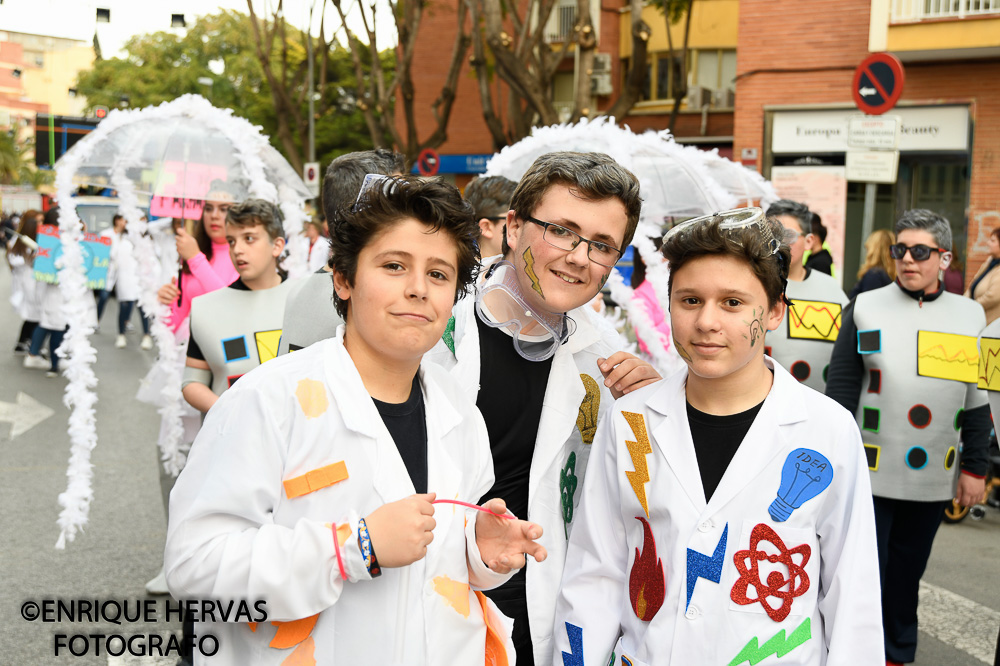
[628,516,665,622]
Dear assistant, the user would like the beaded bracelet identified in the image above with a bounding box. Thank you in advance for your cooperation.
[357,517,382,578]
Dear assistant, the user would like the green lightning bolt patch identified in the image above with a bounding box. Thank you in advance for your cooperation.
[728,617,811,665]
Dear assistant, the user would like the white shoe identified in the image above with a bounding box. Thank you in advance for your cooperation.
[23,355,49,370]
[46,370,59,378]
[145,569,169,595]
[140,335,154,351]
[115,335,127,349]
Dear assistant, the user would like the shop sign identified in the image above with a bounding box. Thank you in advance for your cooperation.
[771,106,968,154]
[845,149,900,183]
[848,115,901,150]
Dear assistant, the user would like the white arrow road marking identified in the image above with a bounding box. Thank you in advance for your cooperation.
[860,86,877,96]
[0,391,55,439]
[919,580,999,664]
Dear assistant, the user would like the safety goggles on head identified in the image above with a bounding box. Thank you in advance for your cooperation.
[663,207,780,255]
[475,261,577,362]
[889,243,947,262]
[521,214,623,268]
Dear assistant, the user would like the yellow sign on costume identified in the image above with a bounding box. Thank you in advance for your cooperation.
[787,300,842,342]
[977,337,1000,391]
[917,331,978,383]
[255,328,283,363]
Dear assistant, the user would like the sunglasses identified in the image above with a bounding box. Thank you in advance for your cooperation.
[889,243,947,262]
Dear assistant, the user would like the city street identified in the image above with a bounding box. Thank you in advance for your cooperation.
[1,263,998,665]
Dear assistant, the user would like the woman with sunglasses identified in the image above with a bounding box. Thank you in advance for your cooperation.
[964,227,1000,324]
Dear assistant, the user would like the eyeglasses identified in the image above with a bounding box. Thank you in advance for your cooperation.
[889,243,946,262]
[522,215,623,267]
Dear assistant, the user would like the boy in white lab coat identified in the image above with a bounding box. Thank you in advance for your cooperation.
[553,210,883,666]
[165,176,547,665]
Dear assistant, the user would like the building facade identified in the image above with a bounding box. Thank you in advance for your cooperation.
[735,0,999,290]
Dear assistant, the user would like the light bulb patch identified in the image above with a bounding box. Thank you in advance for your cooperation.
[731,523,811,622]
[768,448,833,522]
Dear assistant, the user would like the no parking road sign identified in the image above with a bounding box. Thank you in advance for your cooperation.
[416,148,440,176]
[852,53,905,116]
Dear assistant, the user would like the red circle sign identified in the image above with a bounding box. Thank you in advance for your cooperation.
[852,53,905,115]
[417,148,440,176]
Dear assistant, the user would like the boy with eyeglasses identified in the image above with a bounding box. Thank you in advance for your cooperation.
[425,152,661,665]
[553,209,882,665]
[764,200,848,392]
[826,209,990,666]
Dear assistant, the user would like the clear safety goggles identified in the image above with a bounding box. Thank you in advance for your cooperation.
[663,207,779,254]
[475,261,577,362]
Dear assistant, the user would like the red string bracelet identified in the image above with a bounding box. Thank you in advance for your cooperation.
[432,499,515,520]
[332,524,348,581]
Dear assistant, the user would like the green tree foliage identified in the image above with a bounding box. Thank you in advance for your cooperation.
[0,131,52,187]
[75,10,388,172]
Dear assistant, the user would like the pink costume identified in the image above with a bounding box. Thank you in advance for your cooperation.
[631,279,671,356]
[167,240,238,332]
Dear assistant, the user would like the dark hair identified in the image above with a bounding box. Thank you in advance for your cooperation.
[896,209,953,250]
[330,176,480,319]
[630,237,663,289]
[322,149,405,224]
[226,199,285,242]
[505,152,642,254]
[464,176,516,229]
[662,215,791,309]
[10,209,40,259]
[992,228,1000,242]
[809,214,827,243]
[766,199,811,235]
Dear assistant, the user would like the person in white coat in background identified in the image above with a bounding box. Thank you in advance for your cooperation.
[165,175,547,665]
[553,209,883,666]
[425,152,662,665]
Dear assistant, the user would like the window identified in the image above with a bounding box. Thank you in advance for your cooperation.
[96,7,111,22]
[692,49,736,93]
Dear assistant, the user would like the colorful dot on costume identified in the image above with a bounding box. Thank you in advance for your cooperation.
[433,575,471,617]
[908,404,931,428]
[222,335,250,362]
[906,446,929,470]
[857,329,881,354]
[864,444,881,471]
[867,369,881,393]
[861,406,880,433]
[295,378,329,418]
[790,361,810,382]
[944,446,957,470]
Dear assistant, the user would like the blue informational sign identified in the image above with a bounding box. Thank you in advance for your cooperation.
[410,154,493,175]
[33,224,112,289]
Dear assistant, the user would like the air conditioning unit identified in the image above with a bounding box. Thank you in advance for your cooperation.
[590,72,613,96]
[713,88,735,108]
[592,53,612,73]
[685,85,712,110]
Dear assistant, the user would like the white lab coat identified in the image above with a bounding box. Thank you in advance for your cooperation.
[111,233,140,301]
[165,329,515,665]
[425,282,626,665]
[553,358,884,666]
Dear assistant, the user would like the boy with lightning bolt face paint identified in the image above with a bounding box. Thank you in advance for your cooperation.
[426,152,662,665]
[554,209,883,666]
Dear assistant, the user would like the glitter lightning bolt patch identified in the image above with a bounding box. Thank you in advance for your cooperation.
[622,411,652,518]
[523,247,544,297]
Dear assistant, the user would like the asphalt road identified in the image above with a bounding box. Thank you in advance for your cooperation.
[1,266,998,665]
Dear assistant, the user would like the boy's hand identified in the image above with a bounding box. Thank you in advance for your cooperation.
[157,278,179,305]
[364,493,437,568]
[955,474,985,507]
[475,498,547,574]
[599,352,662,399]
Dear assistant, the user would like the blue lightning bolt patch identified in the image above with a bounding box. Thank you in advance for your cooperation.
[685,523,728,611]
[728,617,812,665]
[561,622,584,666]
[621,411,652,517]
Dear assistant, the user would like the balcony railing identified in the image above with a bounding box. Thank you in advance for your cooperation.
[544,4,577,43]
[891,0,1000,21]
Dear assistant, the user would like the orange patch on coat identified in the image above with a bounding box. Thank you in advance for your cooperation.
[295,378,328,418]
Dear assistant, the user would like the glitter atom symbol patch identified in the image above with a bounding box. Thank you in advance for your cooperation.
[731,523,810,622]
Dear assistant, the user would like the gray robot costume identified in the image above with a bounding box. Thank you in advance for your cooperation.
[277,270,343,355]
[765,268,848,392]
[183,278,294,395]
[976,316,1000,419]
[841,284,988,501]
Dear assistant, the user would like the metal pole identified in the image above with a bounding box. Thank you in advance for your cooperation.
[859,181,878,267]
[307,20,316,164]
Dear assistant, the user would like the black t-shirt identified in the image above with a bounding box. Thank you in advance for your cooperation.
[474,313,554,521]
[372,374,428,494]
[688,399,764,502]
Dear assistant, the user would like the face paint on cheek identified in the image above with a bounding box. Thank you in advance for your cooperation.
[674,337,693,362]
[743,307,765,346]
[599,272,609,289]
[523,247,544,298]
